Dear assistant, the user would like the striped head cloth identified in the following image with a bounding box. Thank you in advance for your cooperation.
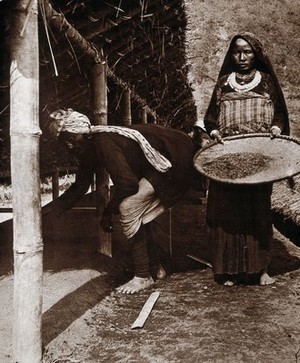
[49,108,91,137]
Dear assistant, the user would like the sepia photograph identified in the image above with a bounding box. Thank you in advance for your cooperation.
[0,0,299,362]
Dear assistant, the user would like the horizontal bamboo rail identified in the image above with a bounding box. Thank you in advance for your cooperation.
[40,0,159,121]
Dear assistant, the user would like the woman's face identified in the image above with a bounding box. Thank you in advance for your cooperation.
[59,132,86,156]
[232,38,255,72]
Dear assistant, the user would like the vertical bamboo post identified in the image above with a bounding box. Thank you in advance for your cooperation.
[51,171,59,199]
[148,112,157,124]
[121,89,132,126]
[141,106,147,124]
[10,1,43,362]
[90,61,112,257]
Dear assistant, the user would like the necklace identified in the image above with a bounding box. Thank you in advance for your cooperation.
[227,70,261,92]
[235,69,257,84]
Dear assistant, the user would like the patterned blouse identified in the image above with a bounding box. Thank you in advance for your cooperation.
[204,71,287,137]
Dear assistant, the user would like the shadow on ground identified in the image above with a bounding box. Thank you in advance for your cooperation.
[1,190,300,362]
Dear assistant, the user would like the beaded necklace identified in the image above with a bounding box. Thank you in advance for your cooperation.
[227,70,261,92]
[235,68,257,84]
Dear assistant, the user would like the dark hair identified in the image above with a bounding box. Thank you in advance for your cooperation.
[217,32,289,134]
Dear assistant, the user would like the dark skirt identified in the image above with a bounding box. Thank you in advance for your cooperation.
[207,181,273,275]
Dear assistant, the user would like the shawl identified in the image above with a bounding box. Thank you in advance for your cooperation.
[218,32,289,135]
[49,109,172,173]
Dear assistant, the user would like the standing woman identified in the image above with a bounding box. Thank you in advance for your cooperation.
[204,32,289,286]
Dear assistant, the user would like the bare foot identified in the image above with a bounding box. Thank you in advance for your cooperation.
[223,279,237,287]
[260,271,275,286]
[156,264,167,280]
[116,276,154,294]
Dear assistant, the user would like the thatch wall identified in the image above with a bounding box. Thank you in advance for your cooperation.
[0,0,197,182]
[272,175,300,245]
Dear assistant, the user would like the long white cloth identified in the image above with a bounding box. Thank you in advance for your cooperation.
[90,125,172,173]
[49,108,172,173]
[119,178,165,239]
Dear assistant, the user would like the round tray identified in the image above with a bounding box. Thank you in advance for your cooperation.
[193,133,300,184]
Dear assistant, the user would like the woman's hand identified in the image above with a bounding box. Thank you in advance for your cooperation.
[270,126,281,139]
[210,130,224,144]
[100,208,114,232]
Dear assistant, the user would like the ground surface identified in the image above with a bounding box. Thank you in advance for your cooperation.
[1,1,300,362]
[1,190,300,363]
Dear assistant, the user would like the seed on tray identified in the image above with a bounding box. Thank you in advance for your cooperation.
[202,152,273,179]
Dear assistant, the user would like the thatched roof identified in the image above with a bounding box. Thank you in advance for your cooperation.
[0,0,197,181]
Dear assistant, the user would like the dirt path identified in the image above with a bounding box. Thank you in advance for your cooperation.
[42,264,300,363]
[1,191,300,363]
[41,202,300,363]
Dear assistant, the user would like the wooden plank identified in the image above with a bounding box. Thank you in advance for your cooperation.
[131,291,160,329]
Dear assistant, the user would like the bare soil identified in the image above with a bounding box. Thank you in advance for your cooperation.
[1,1,300,362]
[1,190,300,363]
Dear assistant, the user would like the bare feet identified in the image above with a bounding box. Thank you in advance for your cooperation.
[223,279,237,287]
[260,271,275,286]
[116,276,154,294]
[156,264,167,280]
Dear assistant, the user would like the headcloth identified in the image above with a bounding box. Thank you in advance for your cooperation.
[49,108,172,173]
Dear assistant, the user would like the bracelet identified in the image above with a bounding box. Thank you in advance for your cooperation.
[210,130,219,137]
[270,126,281,132]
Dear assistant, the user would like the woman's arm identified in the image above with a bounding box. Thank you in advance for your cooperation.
[266,73,288,134]
[43,155,94,216]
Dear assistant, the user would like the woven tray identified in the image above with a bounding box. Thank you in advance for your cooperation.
[193,133,300,184]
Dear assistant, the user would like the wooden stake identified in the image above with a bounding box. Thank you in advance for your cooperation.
[10,1,43,361]
[90,62,112,257]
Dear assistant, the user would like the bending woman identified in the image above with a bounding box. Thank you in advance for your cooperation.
[204,32,289,286]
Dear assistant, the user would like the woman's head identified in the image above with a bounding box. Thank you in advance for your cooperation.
[231,37,256,73]
[58,131,89,156]
[217,32,289,135]
[48,108,91,138]
[47,109,92,156]
[219,32,271,77]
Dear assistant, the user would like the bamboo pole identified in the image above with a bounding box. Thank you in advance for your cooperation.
[90,62,112,257]
[51,171,59,199]
[41,0,159,121]
[121,89,132,126]
[141,106,148,124]
[10,1,43,362]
